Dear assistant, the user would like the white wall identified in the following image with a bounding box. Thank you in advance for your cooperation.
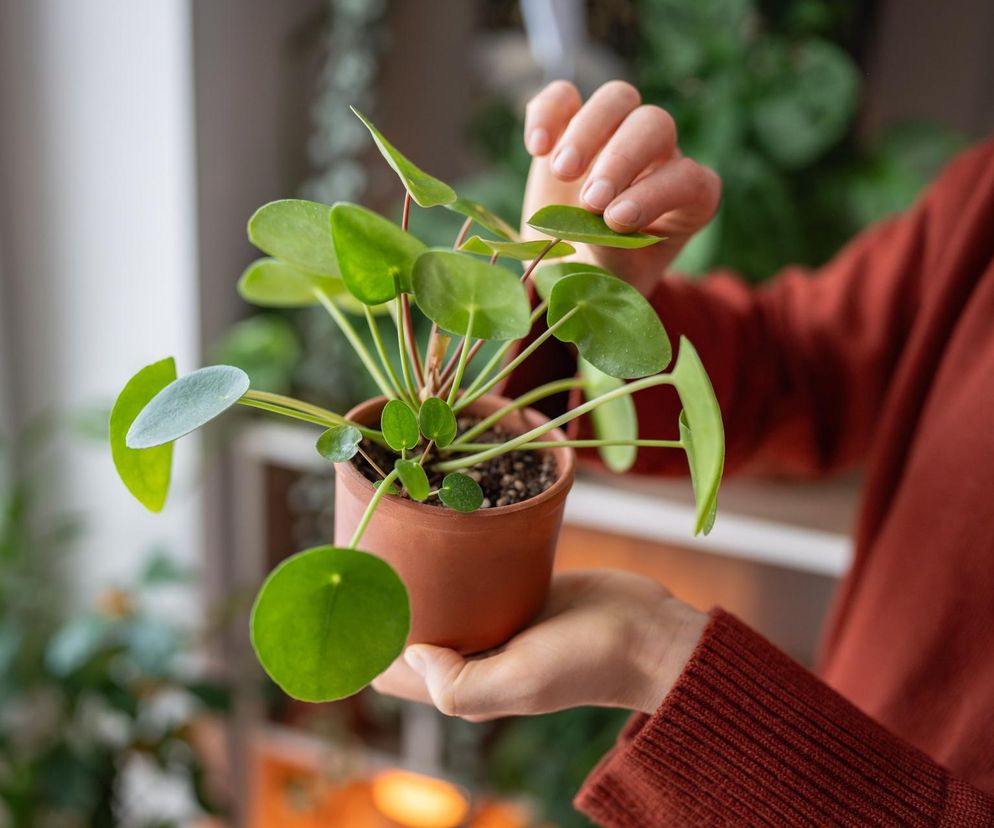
[0,0,202,601]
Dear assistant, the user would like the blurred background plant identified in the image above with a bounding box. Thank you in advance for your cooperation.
[0,418,229,828]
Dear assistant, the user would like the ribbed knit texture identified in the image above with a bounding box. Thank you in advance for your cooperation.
[503,139,994,825]
[577,611,994,826]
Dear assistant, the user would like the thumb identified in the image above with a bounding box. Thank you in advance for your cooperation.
[404,645,469,716]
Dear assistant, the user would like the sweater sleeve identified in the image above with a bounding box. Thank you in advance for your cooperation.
[502,139,994,478]
[575,610,994,827]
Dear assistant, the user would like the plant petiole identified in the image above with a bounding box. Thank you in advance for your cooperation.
[364,306,410,404]
[349,469,399,548]
[356,445,388,479]
[435,373,675,471]
[461,300,549,399]
[446,438,683,452]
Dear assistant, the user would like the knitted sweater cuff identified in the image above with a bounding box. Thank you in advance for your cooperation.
[576,609,951,827]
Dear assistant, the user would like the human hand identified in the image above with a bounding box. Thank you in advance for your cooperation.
[371,570,707,721]
[521,80,721,296]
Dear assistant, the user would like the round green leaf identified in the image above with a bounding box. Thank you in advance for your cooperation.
[527,205,664,249]
[446,197,517,241]
[548,272,671,378]
[238,258,342,308]
[394,459,430,502]
[534,262,613,301]
[250,546,410,702]
[381,399,420,451]
[330,203,427,305]
[580,358,638,474]
[418,397,456,448]
[412,250,530,341]
[459,235,575,261]
[672,337,724,536]
[316,425,362,463]
[126,365,250,449]
[110,357,177,512]
[247,199,339,275]
[438,472,483,513]
[351,107,456,208]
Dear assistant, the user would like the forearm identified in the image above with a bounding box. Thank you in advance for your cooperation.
[577,610,994,827]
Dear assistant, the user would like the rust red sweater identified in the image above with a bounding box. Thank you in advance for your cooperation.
[504,139,994,825]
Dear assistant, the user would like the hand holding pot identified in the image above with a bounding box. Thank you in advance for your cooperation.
[371,570,707,720]
[521,80,722,296]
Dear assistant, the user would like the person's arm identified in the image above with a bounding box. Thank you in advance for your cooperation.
[576,610,994,827]
[374,571,994,826]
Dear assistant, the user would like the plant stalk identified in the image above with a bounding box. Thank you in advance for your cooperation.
[395,295,420,402]
[449,377,585,446]
[461,301,549,399]
[447,438,683,452]
[435,374,674,471]
[520,238,559,284]
[364,306,409,404]
[241,390,385,443]
[454,307,578,412]
[313,288,396,400]
[349,469,399,549]
[446,312,475,406]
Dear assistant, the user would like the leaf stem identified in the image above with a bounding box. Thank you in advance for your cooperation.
[447,438,683,452]
[241,390,384,442]
[454,216,473,248]
[454,306,578,412]
[446,311,475,406]
[401,293,425,386]
[435,374,674,471]
[395,294,420,401]
[364,306,409,403]
[418,440,434,467]
[402,191,412,231]
[520,238,559,284]
[461,300,548,400]
[349,469,399,549]
[356,445,388,479]
[313,288,396,400]
[448,377,585,446]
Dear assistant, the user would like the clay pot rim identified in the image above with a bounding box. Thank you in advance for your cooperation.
[337,394,576,521]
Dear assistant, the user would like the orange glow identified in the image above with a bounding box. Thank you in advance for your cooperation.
[371,770,470,828]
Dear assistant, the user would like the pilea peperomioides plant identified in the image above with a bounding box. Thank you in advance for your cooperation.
[110,106,724,703]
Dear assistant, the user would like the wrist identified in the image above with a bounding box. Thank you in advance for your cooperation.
[627,598,707,714]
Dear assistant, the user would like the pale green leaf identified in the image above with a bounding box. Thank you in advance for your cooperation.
[581,358,638,473]
[247,199,339,275]
[527,205,664,249]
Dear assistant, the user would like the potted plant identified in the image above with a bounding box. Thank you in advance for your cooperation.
[109,107,725,704]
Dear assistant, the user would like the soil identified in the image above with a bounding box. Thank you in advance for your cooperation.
[353,416,558,508]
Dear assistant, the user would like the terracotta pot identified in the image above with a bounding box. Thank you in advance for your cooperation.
[333,395,576,654]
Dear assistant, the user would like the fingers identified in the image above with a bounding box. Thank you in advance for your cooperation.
[580,105,677,211]
[404,643,541,721]
[548,81,642,179]
[370,655,432,704]
[603,156,721,236]
[523,80,582,156]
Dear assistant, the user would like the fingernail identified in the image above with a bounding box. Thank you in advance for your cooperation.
[527,127,550,155]
[583,179,615,210]
[404,647,426,677]
[607,199,641,227]
[552,146,580,177]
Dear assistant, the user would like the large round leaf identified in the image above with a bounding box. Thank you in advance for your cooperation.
[126,365,250,449]
[330,203,426,305]
[247,200,339,275]
[351,107,456,208]
[238,258,341,308]
[581,358,638,474]
[110,357,177,512]
[413,251,530,341]
[527,205,664,249]
[250,546,410,702]
[446,196,517,241]
[671,337,724,536]
[534,262,613,301]
[459,236,575,261]
[548,272,671,378]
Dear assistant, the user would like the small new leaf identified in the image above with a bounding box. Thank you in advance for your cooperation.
[351,107,456,208]
[527,205,664,249]
[380,400,420,451]
[438,472,484,513]
[394,459,430,502]
[418,397,457,448]
[126,365,250,449]
[316,425,362,463]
